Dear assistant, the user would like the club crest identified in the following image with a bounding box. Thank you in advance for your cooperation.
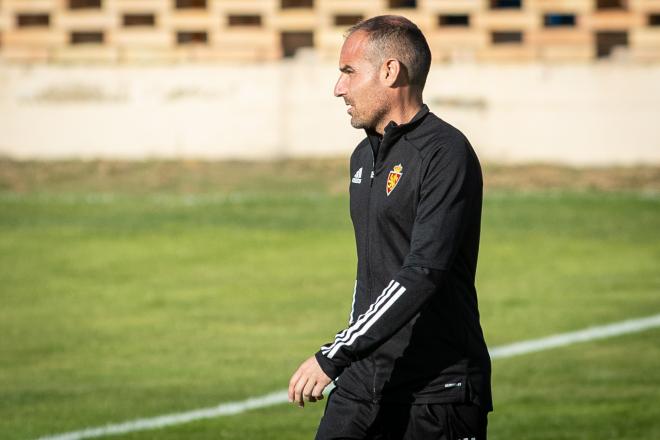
[386,164,403,196]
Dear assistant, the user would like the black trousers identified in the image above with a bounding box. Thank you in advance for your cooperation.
[315,388,488,440]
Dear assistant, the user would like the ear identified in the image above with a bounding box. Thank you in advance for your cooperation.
[380,58,401,87]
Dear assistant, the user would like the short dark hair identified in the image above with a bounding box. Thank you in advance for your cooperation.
[346,15,432,90]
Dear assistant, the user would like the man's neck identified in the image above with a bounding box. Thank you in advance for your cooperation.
[374,98,423,135]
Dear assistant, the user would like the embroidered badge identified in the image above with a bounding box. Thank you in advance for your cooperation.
[386,164,403,196]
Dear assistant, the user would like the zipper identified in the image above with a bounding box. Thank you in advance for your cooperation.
[365,145,375,302]
[367,145,377,402]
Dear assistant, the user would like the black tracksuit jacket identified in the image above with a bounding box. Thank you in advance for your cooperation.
[315,105,492,411]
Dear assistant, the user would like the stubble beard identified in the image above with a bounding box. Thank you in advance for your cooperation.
[349,98,390,132]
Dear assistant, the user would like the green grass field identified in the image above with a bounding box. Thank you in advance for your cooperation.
[1,161,659,439]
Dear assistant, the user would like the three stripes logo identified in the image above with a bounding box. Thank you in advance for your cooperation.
[352,167,363,184]
[320,280,406,359]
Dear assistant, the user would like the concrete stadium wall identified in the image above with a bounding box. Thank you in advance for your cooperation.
[1,57,659,165]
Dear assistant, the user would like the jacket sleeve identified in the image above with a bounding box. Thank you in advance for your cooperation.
[315,139,480,380]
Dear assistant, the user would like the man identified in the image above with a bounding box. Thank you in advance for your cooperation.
[288,15,492,440]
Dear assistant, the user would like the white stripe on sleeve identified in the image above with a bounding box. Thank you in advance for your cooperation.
[321,280,403,356]
[327,285,407,359]
[349,280,357,325]
[321,280,397,354]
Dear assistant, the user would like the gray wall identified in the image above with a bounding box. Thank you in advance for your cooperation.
[1,58,659,165]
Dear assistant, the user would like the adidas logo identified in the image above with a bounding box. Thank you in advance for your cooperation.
[352,167,363,184]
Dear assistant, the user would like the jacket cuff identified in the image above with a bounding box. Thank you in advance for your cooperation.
[315,350,346,381]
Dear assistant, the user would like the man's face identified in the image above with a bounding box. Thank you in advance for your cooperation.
[334,31,389,131]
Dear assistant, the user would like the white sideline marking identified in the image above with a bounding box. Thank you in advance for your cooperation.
[37,313,660,440]
[36,390,290,440]
[489,313,660,359]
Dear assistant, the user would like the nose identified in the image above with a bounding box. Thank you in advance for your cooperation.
[334,74,346,98]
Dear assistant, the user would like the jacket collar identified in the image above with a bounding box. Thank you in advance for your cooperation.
[384,104,429,136]
[366,104,429,168]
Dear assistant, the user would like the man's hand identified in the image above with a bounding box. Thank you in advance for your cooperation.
[288,355,332,408]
